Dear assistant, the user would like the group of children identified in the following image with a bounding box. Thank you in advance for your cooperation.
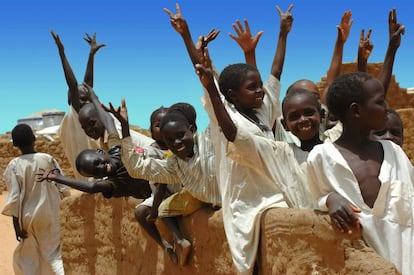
[2,3,413,275]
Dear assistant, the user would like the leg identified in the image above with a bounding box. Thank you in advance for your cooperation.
[161,217,191,266]
[135,205,178,264]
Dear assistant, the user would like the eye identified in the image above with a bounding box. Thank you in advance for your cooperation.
[303,108,316,116]
[372,130,386,136]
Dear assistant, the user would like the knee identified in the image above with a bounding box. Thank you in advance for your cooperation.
[134,205,150,224]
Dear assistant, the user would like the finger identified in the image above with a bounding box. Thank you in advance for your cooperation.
[243,19,251,34]
[236,19,244,32]
[366,29,372,39]
[163,8,173,17]
[175,2,181,16]
[255,31,264,41]
[360,29,364,41]
[286,4,294,13]
[275,5,282,15]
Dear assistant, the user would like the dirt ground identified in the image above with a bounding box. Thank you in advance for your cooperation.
[0,192,16,274]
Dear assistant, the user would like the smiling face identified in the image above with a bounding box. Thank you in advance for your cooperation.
[229,70,264,112]
[161,120,195,160]
[282,90,322,142]
[77,149,116,178]
[78,103,105,140]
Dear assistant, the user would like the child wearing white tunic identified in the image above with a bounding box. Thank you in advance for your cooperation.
[2,124,70,275]
[307,72,414,275]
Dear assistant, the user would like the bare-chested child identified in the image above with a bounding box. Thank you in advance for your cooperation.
[307,71,414,275]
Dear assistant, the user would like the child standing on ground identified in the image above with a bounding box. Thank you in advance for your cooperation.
[307,72,414,275]
[2,124,70,275]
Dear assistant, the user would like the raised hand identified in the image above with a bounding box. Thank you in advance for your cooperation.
[326,192,361,235]
[195,47,215,89]
[195,29,221,54]
[84,32,106,54]
[163,3,189,35]
[50,29,64,52]
[229,19,264,54]
[388,8,405,49]
[103,98,129,126]
[337,10,353,43]
[276,4,294,35]
[358,29,374,62]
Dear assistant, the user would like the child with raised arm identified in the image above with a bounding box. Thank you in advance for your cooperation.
[307,71,414,275]
[2,124,70,275]
[36,86,152,200]
[51,30,106,179]
[115,100,221,266]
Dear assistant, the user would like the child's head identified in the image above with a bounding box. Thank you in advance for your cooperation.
[150,106,169,139]
[159,103,197,160]
[281,88,322,142]
[12,123,36,148]
[78,103,105,140]
[286,79,320,100]
[370,109,404,146]
[75,149,117,178]
[326,72,387,131]
[218,63,264,111]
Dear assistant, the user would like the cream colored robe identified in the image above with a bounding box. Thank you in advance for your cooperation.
[307,141,414,275]
[2,153,70,275]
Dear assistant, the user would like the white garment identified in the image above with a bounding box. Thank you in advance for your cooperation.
[2,153,70,275]
[121,126,221,207]
[307,141,414,275]
[203,75,305,274]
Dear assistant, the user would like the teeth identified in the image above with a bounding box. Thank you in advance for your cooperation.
[176,146,185,152]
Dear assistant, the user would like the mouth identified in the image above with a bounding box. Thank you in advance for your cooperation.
[176,145,186,152]
[297,121,313,133]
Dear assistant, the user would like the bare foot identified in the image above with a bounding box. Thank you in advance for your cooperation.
[177,239,191,266]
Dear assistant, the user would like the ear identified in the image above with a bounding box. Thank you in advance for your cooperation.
[349,102,360,118]
[227,88,237,103]
[280,118,290,132]
[189,124,196,133]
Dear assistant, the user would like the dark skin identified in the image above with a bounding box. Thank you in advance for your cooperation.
[328,77,387,234]
[50,30,106,111]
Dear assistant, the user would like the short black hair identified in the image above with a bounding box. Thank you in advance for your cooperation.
[160,102,197,131]
[75,149,97,175]
[281,88,321,118]
[326,72,373,121]
[218,63,259,103]
[11,123,35,147]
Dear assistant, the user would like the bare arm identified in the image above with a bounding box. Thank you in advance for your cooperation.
[104,99,131,139]
[270,4,294,80]
[12,216,27,241]
[51,30,80,110]
[378,8,405,96]
[147,183,168,222]
[326,192,361,235]
[357,29,373,72]
[321,10,353,105]
[195,48,236,141]
[36,168,112,194]
[163,3,220,66]
[229,19,264,67]
[83,33,106,87]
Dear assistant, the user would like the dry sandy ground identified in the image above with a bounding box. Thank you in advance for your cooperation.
[0,192,15,274]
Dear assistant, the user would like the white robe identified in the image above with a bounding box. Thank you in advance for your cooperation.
[2,153,70,275]
[203,75,304,274]
[307,141,414,275]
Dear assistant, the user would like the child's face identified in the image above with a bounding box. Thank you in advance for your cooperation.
[230,70,264,111]
[370,113,403,146]
[282,94,321,141]
[359,78,387,131]
[78,106,105,140]
[325,112,339,130]
[161,121,195,160]
[151,112,165,144]
[79,150,116,178]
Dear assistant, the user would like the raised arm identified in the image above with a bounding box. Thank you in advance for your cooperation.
[51,30,80,110]
[320,10,353,105]
[357,29,374,72]
[163,3,219,66]
[270,4,294,80]
[83,84,117,136]
[228,19,264,67]
[36,168,113,194]
[104,98,131,139]
[378,8,405,96]
[83,32,106,87]
[195,48,237,141]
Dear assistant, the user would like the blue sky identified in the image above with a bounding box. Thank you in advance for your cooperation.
[1,0,413,134]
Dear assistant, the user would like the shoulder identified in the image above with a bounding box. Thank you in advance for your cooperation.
[308,142,333,162]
